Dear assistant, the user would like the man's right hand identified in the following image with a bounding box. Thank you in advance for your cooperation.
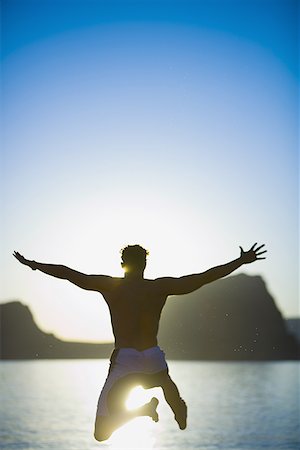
[13,251,37,270]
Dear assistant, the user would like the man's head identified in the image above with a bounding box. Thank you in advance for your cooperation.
[120,245,149,275]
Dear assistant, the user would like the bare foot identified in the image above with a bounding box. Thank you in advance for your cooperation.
[142,397,159,422]
[174,399,187,430]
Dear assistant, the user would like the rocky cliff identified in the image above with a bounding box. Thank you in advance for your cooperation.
[0,301,113,359]
[158,274,299,360]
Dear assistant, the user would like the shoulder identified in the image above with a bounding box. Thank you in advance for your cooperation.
[143,277,169,287]
[103,276,123,288]
[152,277,178,293]
[154,276,177,285]
[87,275,121,292]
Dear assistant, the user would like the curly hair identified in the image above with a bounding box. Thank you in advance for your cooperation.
[120,245,149,269]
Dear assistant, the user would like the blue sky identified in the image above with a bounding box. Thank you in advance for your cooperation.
[1,0,298,342]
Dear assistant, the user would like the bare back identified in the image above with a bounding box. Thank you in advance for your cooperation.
[102,278,167,351]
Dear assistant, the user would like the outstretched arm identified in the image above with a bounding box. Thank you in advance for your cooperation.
[13,251,112,292]
[157,243,267,296]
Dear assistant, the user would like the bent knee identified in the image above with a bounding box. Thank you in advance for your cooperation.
[94,428,111,442]
[94,431,110,442]
[94,417,111,442]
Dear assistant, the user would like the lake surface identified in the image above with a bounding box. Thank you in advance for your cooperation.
[0,360,299,450]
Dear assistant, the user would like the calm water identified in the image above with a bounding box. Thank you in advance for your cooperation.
[0,360,299,450]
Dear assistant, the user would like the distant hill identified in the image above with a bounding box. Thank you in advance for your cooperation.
[158,274,299,360]
[286,318,300,343]
[0,301,113,359]
[1,274,299,360]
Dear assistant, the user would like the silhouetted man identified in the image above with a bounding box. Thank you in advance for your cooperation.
[14,242,266,441]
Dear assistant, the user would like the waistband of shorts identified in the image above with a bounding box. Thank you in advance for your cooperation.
[114,346,162,355]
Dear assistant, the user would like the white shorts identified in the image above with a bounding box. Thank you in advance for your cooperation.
[96,346,168,416]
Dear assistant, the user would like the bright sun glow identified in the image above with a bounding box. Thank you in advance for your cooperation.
[105,386,165,449]
[108,418,155,449]
[125,385,150,410]
[106,386,156,449]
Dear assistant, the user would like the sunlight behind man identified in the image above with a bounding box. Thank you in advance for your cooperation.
[105,386,163,448]
[125,385,152,410]
[107,417,155,449]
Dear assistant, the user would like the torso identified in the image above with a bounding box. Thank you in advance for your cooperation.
[101,278,167,351]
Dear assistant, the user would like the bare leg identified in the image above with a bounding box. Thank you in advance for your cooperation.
[94,397,159,442]
[94,372,160,442]
[161,374,187,430]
